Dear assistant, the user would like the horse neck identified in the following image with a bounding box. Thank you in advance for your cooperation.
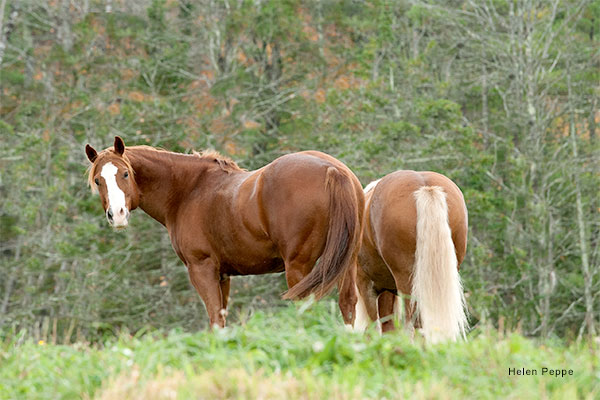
[126,147,210,226]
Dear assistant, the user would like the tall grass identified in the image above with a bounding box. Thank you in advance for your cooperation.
[1,300,598,399]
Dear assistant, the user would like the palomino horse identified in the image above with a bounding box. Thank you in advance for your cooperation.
[85,137,363,328]
[351,170,468,343]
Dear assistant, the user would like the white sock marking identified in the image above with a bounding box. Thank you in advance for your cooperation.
[353,284,371,333]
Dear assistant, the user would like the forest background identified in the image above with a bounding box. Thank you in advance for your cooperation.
[1,0,598,344]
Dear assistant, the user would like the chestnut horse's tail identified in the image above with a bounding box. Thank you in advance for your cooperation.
[412,186,468,343]
[283,167,361,301]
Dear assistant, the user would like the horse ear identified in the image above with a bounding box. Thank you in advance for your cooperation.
[85,144,98,163]
[114,136,125,155]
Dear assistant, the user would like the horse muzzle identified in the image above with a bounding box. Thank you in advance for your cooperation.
[107,207,130,229]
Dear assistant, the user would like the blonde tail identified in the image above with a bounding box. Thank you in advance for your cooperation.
[412,186,468,343]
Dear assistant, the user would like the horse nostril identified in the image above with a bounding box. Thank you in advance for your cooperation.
[107,209,114,221]
[118,208,125,216]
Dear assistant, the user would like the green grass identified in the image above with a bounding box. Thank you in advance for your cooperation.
[1,300,598,399]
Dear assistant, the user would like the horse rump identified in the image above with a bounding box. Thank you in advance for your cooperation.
[283,167,361,300]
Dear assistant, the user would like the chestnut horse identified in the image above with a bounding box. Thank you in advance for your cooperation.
[85,137,363,328]
[351,170,468,343]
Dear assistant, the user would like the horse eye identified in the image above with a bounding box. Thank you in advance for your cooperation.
[124,171,129,178]
[94,178,100,185]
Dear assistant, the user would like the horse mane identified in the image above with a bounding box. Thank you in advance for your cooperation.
[86,146,242,191]
[193,149,244,173]
[124,145,243,173]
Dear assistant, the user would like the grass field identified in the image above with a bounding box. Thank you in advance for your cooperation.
[1,300,598,399]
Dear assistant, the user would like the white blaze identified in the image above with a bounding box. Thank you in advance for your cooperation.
[101,162,128,225]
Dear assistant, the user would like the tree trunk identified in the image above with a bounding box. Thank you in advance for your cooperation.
[567,66,596,339]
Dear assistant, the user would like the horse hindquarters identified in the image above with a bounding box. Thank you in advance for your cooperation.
[411,186,468,343]
[283,167,362,301]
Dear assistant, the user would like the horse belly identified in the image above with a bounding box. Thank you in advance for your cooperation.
[220,257,284,276]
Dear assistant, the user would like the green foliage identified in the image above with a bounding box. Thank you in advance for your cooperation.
[0,302,598,399]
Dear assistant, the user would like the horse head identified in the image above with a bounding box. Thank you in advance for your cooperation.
[85,136,139,229]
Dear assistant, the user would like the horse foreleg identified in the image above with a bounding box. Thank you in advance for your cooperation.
[187,258,226,329]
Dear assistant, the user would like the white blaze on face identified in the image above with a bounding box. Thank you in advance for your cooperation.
[100,162,128,227]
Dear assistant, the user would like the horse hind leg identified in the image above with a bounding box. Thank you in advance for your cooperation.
[402,295,419,338]
[351,265,378,332]
[377,291,399,333]
[220,274,231,318]
[282,239,362,326]
[284,259,313,289]
[282,229,323,295]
